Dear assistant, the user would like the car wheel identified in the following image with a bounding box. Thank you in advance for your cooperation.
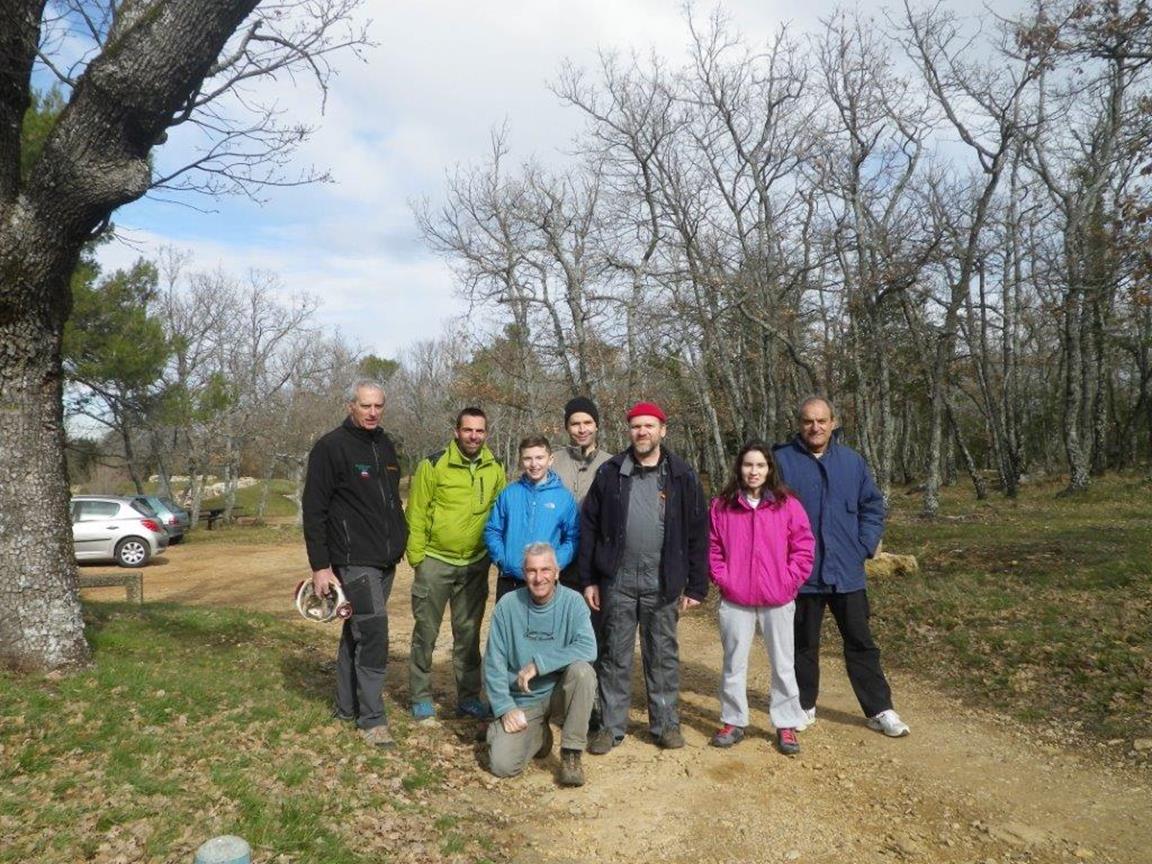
[115,537,151,568]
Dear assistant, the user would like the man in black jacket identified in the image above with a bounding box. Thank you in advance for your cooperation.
[580,402,709,754]
[303,380,408,747]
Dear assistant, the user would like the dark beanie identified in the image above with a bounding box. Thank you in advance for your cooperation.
[564,396,599,425]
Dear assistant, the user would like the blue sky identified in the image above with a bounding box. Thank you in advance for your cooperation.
[96,0,870,359]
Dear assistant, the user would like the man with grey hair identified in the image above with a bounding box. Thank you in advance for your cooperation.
[773,396,909,738]
[483,542,597,786]
[303,379,408,747]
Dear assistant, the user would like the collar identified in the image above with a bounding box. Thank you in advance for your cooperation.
[342,416,382,441]
[620,450,666,477]
[563,444,601,465]
[447,438,491,467]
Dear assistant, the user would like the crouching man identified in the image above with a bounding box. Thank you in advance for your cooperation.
[483,542,597,786]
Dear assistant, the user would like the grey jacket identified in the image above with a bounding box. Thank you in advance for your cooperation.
[551,445,612,504]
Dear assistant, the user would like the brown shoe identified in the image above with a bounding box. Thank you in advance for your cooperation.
[657,725,685,749]
[360,724,395,748]
[535,723,554,759]
[559,748,585,786]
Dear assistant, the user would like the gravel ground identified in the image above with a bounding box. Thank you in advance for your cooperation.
[82,540,1152,864]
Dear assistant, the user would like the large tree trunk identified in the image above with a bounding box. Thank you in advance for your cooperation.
[0,269,90,670]
[1,0,264,670]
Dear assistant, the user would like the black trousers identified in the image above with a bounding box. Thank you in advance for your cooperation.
[793,589,893,719]
[495,575,521,601]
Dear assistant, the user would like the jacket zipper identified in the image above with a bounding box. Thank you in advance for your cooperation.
[371,439,396,562]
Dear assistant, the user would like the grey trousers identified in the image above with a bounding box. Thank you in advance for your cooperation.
[717,598,808,730]
[487,661,596,777]
[334,565,395,730]
[598,577,680,738]
[408,555,490,705]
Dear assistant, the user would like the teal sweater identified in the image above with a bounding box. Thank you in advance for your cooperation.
[483,586,596,718]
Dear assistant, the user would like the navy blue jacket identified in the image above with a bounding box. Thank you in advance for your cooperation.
[578,448,710,603]
[773,435,885,594]
[484,470,580,581]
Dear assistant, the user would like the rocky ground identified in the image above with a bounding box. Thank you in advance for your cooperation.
[81,538,1152,864]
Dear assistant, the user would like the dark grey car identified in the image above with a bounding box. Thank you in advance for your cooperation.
[139,495,191,543]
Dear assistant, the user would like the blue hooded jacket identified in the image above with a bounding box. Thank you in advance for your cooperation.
[773,434,885,594]
[484,470,580,581]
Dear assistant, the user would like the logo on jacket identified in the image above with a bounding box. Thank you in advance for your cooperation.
[355,462,371,479]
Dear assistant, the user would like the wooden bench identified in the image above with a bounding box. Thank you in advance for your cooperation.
[77,572,143,604]
[200,506,245,530]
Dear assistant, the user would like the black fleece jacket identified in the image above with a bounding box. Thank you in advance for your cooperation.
[578,447,710,602]
[302,417,407,571]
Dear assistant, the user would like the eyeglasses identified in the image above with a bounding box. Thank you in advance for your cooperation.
[525,606,556,641]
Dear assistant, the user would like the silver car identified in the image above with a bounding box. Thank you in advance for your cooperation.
[71,496,170,567]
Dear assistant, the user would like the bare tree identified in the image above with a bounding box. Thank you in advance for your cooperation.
[0,0,367,670]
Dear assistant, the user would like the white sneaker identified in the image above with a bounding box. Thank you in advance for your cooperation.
[796,707,817,731]
[867,709,910,737]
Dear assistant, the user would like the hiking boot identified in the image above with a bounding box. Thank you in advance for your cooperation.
[456,697,492,719]
[332,708,355,723]
[709,723,745,748]
[535,723,554,759]
[361,724,395,748]
[776,727,800,756]
[411,701,439,726]
[559,748,585,787]
[586,727,622,755]
[797,706,816,731]
[657,725,685,749]
[867,709,910,738]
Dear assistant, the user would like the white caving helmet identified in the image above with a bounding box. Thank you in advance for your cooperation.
[294,579,353,622]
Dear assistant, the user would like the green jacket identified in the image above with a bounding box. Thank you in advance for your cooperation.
[405,440,506,566]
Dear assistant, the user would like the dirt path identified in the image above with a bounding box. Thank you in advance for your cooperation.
[83,542,1152,864]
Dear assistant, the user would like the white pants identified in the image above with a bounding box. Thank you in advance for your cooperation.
[717,598,808,730]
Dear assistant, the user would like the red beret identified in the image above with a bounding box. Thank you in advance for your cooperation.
[626,401,667,423]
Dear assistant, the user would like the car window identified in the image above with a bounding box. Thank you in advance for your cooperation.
[70,502,81,523]
[77,500,120,520]
[130,498,157,517]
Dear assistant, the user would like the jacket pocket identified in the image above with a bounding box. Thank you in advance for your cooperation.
[842,501,870,559]
[472,476,489,515]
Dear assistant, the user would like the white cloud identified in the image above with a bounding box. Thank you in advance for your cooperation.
[106,0,865,358]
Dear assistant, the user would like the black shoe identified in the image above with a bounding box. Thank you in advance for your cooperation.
[657,725,685,749]
[586,727,622,755]
[332,708,355,722]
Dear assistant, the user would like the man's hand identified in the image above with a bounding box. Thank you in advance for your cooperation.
[583,585,600,611]
[312,567,338,598]
[501,708,528,734]
[680,596,701,612]
[516,662,538,694]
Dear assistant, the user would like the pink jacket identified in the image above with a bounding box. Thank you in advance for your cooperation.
[708,493,815,607]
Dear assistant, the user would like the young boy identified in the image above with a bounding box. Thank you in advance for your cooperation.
[484,435,580,601]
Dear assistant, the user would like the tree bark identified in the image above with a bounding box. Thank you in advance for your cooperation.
[0,283,90,669]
